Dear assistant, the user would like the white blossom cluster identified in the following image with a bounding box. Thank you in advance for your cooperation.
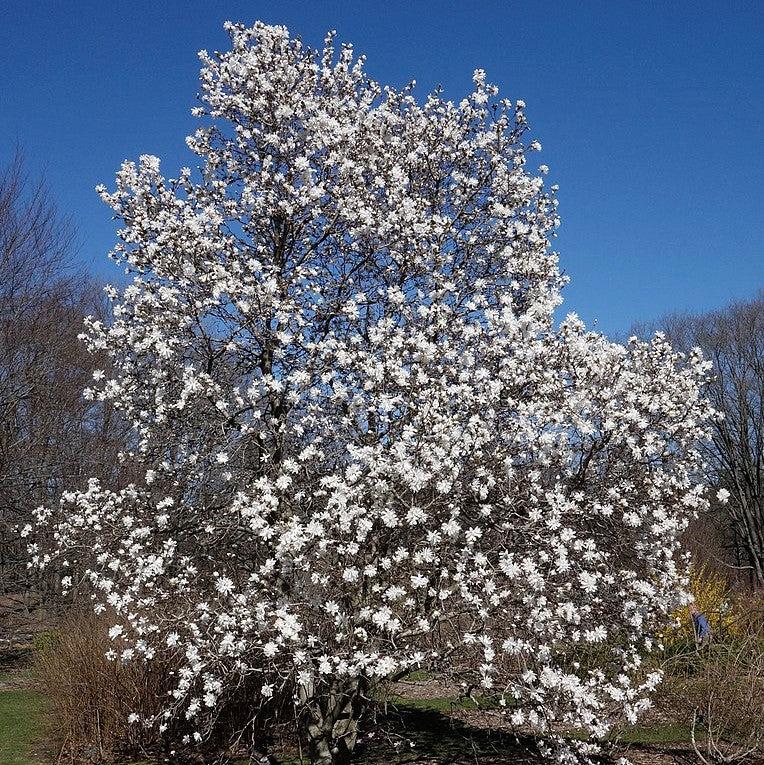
[30,22,715,761]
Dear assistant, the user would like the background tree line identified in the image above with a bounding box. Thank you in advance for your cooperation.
[0,152,126,601]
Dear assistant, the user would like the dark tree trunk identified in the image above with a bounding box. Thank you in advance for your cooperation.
[300,677,368,764]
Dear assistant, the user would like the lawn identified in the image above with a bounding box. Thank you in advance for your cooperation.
[0,687,46,765]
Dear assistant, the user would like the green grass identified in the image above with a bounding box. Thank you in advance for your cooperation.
[615,722,691,744]
[565,722,693,747]
[401,669,433,682]
[387,694,485,712]
[0,689,46,765]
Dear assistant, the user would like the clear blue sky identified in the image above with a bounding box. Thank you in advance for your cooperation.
[1,1,762,335]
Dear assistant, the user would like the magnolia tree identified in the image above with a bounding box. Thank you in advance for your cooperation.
[31,22,715,764]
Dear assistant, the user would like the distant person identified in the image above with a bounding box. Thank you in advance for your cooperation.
[689,603,712,644]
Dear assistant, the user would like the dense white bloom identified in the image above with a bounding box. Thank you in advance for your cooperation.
[32,20,715,764]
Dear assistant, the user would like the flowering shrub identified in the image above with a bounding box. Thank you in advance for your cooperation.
[29,21,715,764]
[662,563,739,649]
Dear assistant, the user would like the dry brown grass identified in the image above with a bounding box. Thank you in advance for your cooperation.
[658,622,764,764]
[31,610,299,763]
[33,610,169,763]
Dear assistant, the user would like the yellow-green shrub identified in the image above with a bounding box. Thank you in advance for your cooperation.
[662,563,739,648]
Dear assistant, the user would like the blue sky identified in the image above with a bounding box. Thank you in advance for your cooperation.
[1,1,761,335]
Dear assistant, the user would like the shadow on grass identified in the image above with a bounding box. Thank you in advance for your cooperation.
[355,705,695,764]
[357,703,542,764]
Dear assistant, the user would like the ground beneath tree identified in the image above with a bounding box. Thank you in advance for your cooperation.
[364,679,761,765]
[350,703,702,765]
[1,655,761,764]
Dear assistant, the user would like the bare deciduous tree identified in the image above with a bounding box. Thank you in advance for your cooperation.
[0,151,124,599]
[640,294,764,588]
